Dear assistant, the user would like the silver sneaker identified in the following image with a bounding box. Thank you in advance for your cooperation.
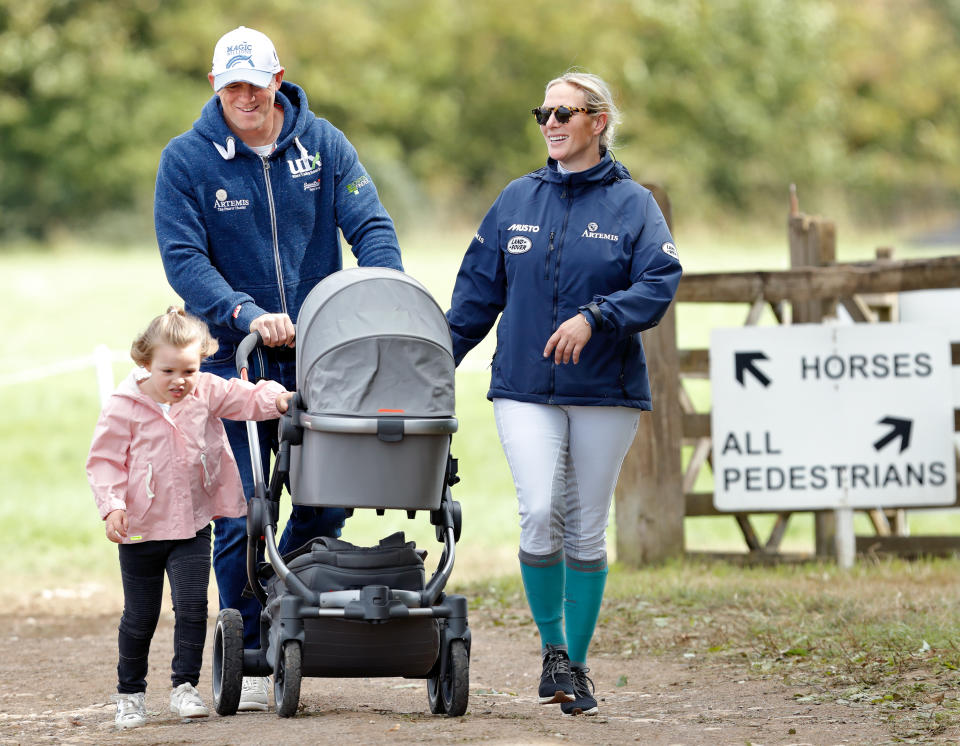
[113,692,147,729]
[238,676,270,712]
[169,682,209,718]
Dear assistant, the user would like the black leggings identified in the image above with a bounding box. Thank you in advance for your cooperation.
[116,525,211,694]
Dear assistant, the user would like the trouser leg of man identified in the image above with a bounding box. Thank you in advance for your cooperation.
[211,347,350,650]
[215,417,275,649]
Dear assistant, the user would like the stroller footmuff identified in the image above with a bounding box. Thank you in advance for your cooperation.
[212,268,470,718]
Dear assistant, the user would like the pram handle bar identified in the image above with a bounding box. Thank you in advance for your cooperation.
[300,413,458,435]
[235,331,264,380]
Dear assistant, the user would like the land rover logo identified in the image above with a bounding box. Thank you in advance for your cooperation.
[507,236,532,254]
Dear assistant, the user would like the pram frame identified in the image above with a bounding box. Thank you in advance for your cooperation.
[212,319,470,718]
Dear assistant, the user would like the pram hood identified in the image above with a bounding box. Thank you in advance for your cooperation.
[295,268,455,418]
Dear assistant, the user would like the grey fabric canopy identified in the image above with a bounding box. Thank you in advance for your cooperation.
[295,268,455,417]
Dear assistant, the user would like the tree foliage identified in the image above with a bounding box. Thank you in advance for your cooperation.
[1,0,959,241]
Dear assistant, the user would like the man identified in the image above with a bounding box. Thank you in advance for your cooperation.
[154,26,403,711]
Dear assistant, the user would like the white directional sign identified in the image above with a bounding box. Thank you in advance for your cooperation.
[710,323,955,511]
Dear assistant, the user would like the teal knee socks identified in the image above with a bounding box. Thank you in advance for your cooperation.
[564,556,608,667]
[518,551,565,649]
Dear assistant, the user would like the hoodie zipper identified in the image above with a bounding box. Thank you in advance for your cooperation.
[261,156,289,316]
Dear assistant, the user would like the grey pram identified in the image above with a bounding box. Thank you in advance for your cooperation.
[211,268,470,718]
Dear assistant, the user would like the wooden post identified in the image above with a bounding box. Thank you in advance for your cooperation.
[614,185,684,565]
[787,203,837,557]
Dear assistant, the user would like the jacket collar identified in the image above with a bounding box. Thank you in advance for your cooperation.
[537,151,632,187]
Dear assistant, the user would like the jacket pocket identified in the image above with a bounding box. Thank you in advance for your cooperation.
[199,450,222,496]
[126,462,157,522]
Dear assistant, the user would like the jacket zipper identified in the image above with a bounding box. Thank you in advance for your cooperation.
[261,156,289,316]
[548,183,573,402]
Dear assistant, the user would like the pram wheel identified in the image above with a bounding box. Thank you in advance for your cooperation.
[427,639,469,716]
[274,640,302,718]
[212,609,244,716]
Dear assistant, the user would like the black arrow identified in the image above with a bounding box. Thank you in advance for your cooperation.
[735,351,771,387]
[873,416,912,453]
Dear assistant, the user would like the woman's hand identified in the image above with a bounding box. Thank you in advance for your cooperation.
[543,313,593,364]
[105,509,128,544]
[276,391,293,414]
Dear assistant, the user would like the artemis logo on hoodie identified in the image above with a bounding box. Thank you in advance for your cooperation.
[214,188,250,212]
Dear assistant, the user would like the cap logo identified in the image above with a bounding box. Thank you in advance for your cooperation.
[226,54,255,69]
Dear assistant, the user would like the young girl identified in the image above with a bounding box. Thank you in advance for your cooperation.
[86,307,292,729]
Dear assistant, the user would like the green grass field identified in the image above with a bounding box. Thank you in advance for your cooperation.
[2,224,958,592]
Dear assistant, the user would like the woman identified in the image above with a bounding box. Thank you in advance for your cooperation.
[446,72,682,716]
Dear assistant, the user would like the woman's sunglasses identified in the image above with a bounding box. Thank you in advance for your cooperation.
[531,105,594,125]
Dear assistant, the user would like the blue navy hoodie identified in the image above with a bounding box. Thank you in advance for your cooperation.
[446,154,682,409]
[155,81,402,345]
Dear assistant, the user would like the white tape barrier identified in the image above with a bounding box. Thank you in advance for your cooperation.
[0,346,128,401]
[2,345,491,404]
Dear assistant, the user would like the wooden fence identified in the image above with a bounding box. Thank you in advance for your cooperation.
[615,194,960,564]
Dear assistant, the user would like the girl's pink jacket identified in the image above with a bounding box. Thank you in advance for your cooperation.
[86,370,286,543]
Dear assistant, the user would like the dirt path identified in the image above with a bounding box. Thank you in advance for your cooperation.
[0,595,922,746]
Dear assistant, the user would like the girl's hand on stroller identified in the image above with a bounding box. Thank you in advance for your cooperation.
[276,391,293,414]
[250,313,296,348]
[105,509,128,544]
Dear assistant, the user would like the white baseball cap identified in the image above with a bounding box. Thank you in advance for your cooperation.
[211,26,283,91]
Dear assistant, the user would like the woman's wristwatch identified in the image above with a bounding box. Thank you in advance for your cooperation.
[578,301,602,329]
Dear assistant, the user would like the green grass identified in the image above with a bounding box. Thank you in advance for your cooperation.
[3,225,959,594]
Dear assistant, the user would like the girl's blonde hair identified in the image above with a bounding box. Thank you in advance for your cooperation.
[130,306,218,367]
[545,71,622,153]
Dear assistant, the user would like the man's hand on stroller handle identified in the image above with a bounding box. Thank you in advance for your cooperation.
[250,313,296,348]
[105,509,128,544]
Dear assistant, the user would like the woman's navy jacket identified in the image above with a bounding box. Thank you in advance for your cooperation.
[446,154,682,410]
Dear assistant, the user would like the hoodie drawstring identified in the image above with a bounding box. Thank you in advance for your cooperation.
[293,136,310,162]
[214,136,236,160]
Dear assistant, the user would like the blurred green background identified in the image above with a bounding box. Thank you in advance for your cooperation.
[4,0,960,243]
[3,0,960,597]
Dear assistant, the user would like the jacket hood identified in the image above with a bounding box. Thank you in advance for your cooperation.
[114,369,152,403]
[192,81,316,162]
[536,152,632,187]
